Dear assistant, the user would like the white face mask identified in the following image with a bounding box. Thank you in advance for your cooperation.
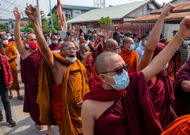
[2,40,8,45]
[52,40,58,45]
[128,44,136,51]
[66,56,77,62]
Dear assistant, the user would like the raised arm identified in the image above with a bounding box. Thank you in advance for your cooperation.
[25,5,54,67]
[138,3,175,70]
[13,7,28,58]
[142,16,190,82]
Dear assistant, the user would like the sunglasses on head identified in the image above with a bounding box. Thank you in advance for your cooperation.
[101,64,129,75]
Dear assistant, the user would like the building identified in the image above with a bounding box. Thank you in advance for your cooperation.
[126,1,190,38]
[68,0,160,33]
[52,4,97,20]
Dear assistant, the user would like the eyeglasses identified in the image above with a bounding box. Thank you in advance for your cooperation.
[65,47,77,51]
[101,64,128,75]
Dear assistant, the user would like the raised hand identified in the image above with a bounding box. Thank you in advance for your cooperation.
[25,4,38,23]
[161,3,175,17]
[13,7,21,21]
[178,16,190,39]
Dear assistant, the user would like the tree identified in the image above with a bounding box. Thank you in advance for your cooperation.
[41,10,51,33]
[99,16,112,27]
[0,23,8,32]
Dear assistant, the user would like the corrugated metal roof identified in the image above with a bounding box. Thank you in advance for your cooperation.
[126,12,190,22]
[152,1,190,14]
[67,0,149,24]
[62,4,98,11]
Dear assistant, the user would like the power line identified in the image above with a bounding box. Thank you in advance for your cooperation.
[1,0,25,9]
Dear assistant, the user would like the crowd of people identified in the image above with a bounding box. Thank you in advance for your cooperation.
[1,3,190,135]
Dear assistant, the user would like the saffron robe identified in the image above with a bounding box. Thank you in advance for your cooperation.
[173,59,190,116]
[0,42,19,90]
[37,53,90,135]
[21,50,42,125]
[84,72,163,135]
[119,49,138,73]
[149,70,175,129]
[161,115,190,135]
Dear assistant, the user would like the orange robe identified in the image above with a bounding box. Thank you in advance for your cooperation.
[0,42,20,90]
[161,115,190,135]
[37,53,90,135]
[119,49,138,73]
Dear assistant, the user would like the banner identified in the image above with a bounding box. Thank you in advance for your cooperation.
[57,0,67,32]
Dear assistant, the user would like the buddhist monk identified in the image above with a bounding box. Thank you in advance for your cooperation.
[25,5,90,135]
[49,34,61,51]
[13,7,54,135]
[104,38,120,53]
[119,37,138,73]
[81,15,190,135]
[92,38,120,88]
[161,115,190,135]
[137,4,176,128]
[173,57,190,116]
[79,44,94,90]
[0,35,22,100]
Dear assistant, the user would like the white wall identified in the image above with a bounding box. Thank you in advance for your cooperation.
[164,23,179,38]
[72,10,82,18]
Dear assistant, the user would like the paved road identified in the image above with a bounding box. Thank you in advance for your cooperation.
[0,55,59,135]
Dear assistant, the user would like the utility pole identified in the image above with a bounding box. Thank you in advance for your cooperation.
[49,0,54,31]
[36,0,42,26]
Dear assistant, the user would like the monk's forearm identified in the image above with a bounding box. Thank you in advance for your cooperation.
[14,20,26,55]
[143,34,183,82]
[31,21,50,53]
[138,15,166,70]
[146,14,166,50]
[31,21,54,66]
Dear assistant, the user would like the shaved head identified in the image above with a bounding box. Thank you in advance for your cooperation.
[61,41,76,50]
[104,39,119,53]
[105,39,118,49]
[95,52,124,74]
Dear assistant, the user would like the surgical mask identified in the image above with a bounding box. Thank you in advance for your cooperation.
[66,56,77,62]
[2,40,8,45]
[128,44,136,51]
[184,40,190,46]
[104,70,130,90]
[25,41,38,50]
[52,40,58,44]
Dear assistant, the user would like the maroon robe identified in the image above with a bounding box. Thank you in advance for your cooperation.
[49,43,61,51]
[173,59,190,116]
[149,70,174,129]
[149,44,175,129]
[21,50,42,125]
[84,72,163,135]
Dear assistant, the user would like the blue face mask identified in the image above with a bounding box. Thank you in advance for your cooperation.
[66,56,77,62]
[184,40,190,46]
[128,44,136,51]
[104,70,130,90]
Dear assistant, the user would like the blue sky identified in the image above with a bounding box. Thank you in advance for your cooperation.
[0,0,172,19]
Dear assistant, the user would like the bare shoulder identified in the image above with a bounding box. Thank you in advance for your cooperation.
[82,100,98,110]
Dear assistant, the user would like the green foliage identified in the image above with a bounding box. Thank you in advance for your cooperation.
[99,16,112,27]
[41,10,51,33]
[0,23,8,32]
[52,12,62,31]
[23,24,34,33]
